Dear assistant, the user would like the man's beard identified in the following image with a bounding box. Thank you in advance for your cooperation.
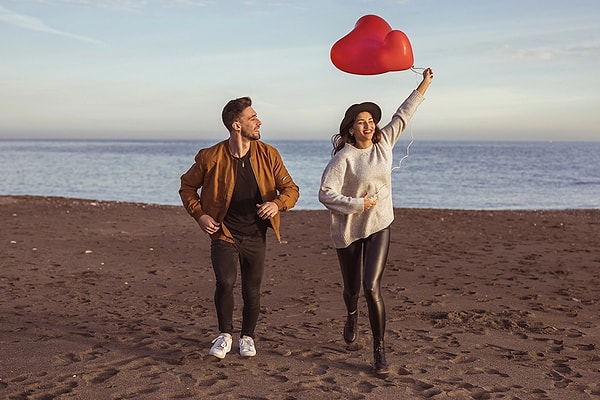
[241,128,260,141]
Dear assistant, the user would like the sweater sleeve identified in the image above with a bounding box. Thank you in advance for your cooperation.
[318,159,364,215]
[380,90,425,146]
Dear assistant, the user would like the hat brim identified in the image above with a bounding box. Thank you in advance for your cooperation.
[339,102,382,134]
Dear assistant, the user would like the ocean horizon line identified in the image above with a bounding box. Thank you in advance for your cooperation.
[2,138,599,144]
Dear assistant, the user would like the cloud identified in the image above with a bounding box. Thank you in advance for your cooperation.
[0,4,106,45]
[502,43,600,61]
[166,0,212,6]
[12,0,213,10]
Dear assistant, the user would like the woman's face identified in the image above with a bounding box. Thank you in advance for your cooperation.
[351,111,376,148]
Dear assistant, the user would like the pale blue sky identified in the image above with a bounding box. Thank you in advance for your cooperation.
[1,0,599,141]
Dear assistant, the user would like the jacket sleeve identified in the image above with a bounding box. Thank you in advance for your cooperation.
[179,151,206,220]
[270,149,299,211]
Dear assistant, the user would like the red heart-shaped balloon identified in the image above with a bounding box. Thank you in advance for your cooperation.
[330,15,414,75]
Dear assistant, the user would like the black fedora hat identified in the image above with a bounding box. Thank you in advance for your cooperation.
[339,102,381,134]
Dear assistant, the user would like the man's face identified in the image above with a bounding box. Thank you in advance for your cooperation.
[237,106,262,141]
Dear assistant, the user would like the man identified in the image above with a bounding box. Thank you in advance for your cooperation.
[179,96,299,359]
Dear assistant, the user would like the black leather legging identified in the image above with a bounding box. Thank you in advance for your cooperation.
[336,226,390,341]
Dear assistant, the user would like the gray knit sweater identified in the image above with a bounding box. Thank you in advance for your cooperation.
[319,90,425,248]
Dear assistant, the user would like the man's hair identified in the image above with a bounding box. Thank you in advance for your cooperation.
[222,96,252,131]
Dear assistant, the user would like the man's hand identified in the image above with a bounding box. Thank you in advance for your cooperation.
[256,202,279,220]
[198,214,221,235]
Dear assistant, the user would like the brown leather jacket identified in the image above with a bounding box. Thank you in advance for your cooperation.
[179,140,299,243]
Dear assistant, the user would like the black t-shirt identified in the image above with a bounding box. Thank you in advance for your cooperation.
[224,153,269,237]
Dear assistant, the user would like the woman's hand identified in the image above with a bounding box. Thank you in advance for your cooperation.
[417,67,434,95]
[363,193,377,211]
[422,67,434,82]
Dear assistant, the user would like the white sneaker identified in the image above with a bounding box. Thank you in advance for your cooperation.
[239,335,256,357]
[209,333,232,359]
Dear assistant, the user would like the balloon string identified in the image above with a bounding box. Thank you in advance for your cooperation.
[391,123,414,171]
[391,68,422,171]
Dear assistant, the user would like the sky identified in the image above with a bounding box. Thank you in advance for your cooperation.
[1,0,599,141]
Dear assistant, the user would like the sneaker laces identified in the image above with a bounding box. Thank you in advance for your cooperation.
[240,336,254,348]
[212,335,229,349]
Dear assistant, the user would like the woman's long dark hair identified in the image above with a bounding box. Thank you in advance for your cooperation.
[330,126,382,155]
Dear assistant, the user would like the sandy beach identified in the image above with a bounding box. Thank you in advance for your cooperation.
[1,195,599,399]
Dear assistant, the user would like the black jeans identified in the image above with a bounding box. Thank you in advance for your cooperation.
[210,233,266,338]
[336,226,390,341]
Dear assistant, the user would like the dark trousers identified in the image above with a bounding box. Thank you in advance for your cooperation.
[210,233,266,338]
[336,226,390,341]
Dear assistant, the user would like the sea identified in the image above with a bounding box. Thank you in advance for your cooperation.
[1,139,599,210]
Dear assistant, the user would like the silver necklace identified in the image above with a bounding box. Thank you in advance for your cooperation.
[233,152,249,168]
[228,143,249,168]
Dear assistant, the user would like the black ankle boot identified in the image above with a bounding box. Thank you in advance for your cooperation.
[343,311,358,344]
[372,339,388,374]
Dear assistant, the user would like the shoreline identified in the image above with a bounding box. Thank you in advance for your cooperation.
[1,195,599,399]
[1,194,597,212]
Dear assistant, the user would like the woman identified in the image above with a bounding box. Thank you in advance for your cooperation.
[318,68,434,374]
